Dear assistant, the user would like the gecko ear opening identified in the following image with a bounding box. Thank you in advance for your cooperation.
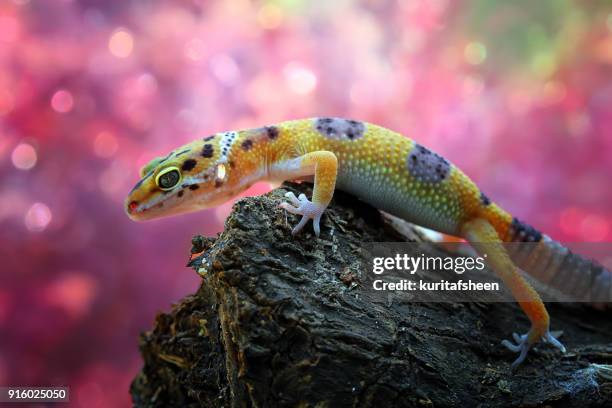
[214,163,227,186]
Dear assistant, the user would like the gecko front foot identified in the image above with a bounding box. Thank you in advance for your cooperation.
[501,329,566,369]
[279,192,327,236]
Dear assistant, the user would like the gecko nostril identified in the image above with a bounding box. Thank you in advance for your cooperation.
[128,201,139,212]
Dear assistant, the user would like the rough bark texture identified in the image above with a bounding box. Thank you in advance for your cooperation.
[131,182,612,408]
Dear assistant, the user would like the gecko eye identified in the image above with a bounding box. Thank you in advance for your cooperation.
[215,163,227,184]
[155,166,182,190]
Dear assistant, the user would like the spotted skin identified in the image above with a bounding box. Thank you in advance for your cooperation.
[315,117,366,140]
[181,159,197,171]
[125,117,592,368]
[202,144,214,158]
[407,144,450,183]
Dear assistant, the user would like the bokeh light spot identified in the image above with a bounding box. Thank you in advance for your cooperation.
[464,42,486,65]
[257,4,283,29]
[210,54,240,85]
[108,28,134,58]
[580,215,609,241]
[93,131,118,158]
[11,143,37,170]
[44,272,98,319]
[559,207,583,236]
[51,89,74,113]
[542,81,566,104]
[25,202,52,232]
[462,75,484,97]
[532,53,556,78]
[136,73,158,96]
[184,38,205,61]
[283,63,317,95]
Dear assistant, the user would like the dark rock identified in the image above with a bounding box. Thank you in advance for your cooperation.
[131,182,612,408]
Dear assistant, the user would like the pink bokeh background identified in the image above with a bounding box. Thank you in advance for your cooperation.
[1,1,611,406]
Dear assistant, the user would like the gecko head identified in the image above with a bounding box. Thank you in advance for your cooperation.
[125,136,236,221]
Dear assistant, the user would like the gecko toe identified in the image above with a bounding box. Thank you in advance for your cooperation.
[312,214,322,237]
[291,215,310,235]
[501,338,522,353]
[280,194,327,236]
[502,332,531,369]
[284,191,301,206]
[513,332,526,344]
[279,202,300,215]
[512,343,530,369]
[544,331,566,353]
[501,328,565,369]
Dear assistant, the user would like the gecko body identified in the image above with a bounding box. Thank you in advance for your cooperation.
[126,118,611,368]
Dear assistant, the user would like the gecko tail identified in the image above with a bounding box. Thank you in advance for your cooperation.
[503,218,612,304]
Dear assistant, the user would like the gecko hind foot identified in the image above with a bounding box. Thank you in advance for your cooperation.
[501,329,566,369]
[279,192,326,236]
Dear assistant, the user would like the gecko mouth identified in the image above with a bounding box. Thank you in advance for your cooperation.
[126,196,198,221]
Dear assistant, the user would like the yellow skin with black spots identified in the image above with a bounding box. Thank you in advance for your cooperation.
[125,117,568,368]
